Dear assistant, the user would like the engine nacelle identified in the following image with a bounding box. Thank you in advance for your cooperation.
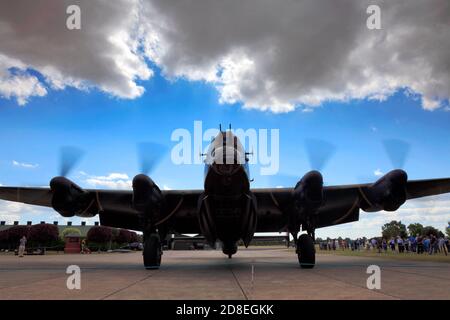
[359,169,408,212]
[132,174,163,219]
[293,170,324,212]
[50,176,93,217]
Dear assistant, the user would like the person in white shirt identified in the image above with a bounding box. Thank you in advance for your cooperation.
[18,236,27,257]
[438,237,447,255]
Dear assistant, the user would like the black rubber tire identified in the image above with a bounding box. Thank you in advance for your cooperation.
[143,233,162,269]
[297,234,315,269]
[222,241,237,258]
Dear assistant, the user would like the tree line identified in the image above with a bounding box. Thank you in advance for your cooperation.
[381,221,448,239]
[0,224,140,251]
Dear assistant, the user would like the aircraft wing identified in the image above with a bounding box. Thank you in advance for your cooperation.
[1,177,449,232]
[0,186,203,232]
[252,177,450,231]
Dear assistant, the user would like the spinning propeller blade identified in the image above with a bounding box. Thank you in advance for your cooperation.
[382,139,411,169]
[137,142,168,175]
[304,139,336,171]
[59,146,84,177]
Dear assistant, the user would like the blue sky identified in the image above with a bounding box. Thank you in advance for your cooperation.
[1,69,450,238]
[1,0,449,238]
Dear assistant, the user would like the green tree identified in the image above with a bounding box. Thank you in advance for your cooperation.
[61,227,81,239]
[446,222,450,238]
[422,226,440,237]
[407,223,424,237]
[382,220,407,239]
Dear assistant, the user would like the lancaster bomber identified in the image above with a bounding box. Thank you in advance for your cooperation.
[1,129,450,269]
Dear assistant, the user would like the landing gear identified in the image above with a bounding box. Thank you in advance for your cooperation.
[143,233,162,269]
[297,234,315,269]
[222,241,237,259]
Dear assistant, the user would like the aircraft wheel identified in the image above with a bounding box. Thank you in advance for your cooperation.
[143,233,162,269]
[222,241,237,258]
[297,234,315,269]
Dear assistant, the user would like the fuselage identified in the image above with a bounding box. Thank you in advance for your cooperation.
[200,130,256,256]
[204,130,250,194]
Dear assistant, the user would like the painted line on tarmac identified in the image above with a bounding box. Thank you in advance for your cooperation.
[100,273,158,300]
[229,265,249,300]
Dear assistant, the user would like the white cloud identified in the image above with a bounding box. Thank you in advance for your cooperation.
[84,172,132,190]
[0,0,151,104]
[142,0,450,112]
[0,0,449,112]
[0,200,99,225]
[373,169,383,177]
[12,160,38,169]
[0,54,47,105]
[0,200,53,224]
[92,173,130,181]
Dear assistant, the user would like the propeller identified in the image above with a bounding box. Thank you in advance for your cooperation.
[356,139,411,183]
[16,146,84,204]
[267,139,336,187]
[304,139,336,171]
[60,146,84,177]
[137,142,168,175]
[382,139,411,169]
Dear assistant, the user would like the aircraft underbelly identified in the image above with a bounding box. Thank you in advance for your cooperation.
[200,164,256,246]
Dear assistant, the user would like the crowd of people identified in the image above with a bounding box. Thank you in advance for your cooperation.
[319,235,449,255]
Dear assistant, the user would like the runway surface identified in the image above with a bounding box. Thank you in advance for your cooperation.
[1,248,449,300]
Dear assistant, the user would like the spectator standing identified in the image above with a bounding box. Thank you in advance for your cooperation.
[417,235,424,254]
[376,238,382,253]
[404,238,410,252]
[397,236,404,253]
[382,239,388,252]
[370,238,376,250]
[438,236,447,256]
[409,235,417,253]
[389,238,395,252]
[429,235,438,255]
[423,236,430,253]
[18,236,27,257]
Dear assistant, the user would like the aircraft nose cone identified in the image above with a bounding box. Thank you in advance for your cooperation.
[210,146,245,165]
